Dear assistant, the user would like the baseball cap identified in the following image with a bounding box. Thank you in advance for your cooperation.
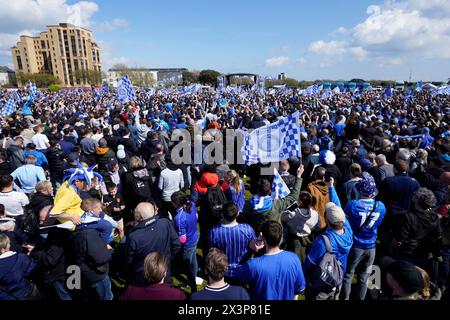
[325,202,345,224]
[386,260,424,294]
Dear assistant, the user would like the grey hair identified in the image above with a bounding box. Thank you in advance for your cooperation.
[397,148,411,161]
[415,188,437,210]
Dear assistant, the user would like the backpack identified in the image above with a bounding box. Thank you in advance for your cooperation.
[311,235,343,293]
[206,182,227,219]
[131,174,153,203]
[18,205,40,237]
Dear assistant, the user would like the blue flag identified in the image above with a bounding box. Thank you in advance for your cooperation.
[102,83,109,93]
[271,168,291,199]
[117,75,136,104]
[241,111,301,165]
[1,98,16,117]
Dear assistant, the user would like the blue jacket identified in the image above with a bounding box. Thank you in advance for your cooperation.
[0,252,37,300]
[23,150,48,168]
[174,202,199,248]
[123,216,181,286]
[229,180,245,213]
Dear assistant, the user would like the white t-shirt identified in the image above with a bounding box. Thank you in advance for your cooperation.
[32,133,49,150]
[0,191,30,216]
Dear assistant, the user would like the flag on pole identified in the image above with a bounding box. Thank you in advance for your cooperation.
[29,81,37,98]
[382,87,393,99]
[302,83,320,96]
[117,75,136,104]
[1,98,16,117]
[241,111,301,165]
[102,83,109,94]
[13,91,21,103]
[271,168,291,199]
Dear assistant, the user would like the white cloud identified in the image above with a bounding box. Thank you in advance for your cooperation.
[308,40,348,55]
[296,57,307,65]
[95,19,128,33]
[0,0,99,33]
[380,58,404,67]
[308,0,450,63]
[330,26,349,36]
[0,0,99,64]
[281,45,290,52]
[265,56,289,67]
[319,61,332,68]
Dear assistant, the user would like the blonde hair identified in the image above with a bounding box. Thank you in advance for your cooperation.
[227,170,242,193]
[129,156,144,170]
[416,266,431,300]
[35,180,52,194]
[143,252,168,284]
[0,233,10,252]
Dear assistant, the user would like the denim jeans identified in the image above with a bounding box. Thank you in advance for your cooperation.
[90,276,113,300]
[183,244,198,293]
[341,247,376,300]
[52,281,72,300]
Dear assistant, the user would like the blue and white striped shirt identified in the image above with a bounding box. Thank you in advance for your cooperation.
[208,223,257,277]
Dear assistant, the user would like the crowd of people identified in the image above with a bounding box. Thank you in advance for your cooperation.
[0,84,449,301]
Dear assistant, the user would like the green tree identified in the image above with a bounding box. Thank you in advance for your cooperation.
[182,71,199,85]
[16,72,61,87]
[198,69,221,86]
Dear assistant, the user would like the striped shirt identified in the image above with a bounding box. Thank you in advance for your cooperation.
[208,223,257,277]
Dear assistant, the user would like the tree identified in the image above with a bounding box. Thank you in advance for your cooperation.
[198,69,221,86]
[74,69,102,86]
[283,77,299,87]
[16,72,60,87]
[182,71,199,85]
[447,78,450,85]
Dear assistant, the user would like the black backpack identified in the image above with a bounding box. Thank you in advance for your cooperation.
[18,205,40,237]
[131,174,153,203]
[206,182,227,219]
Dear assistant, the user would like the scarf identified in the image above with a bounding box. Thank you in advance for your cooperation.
[250,195,273,214]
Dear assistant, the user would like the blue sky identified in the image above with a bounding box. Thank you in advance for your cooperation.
[1,0,450,81]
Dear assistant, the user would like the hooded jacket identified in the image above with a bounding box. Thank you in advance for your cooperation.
[94,147,116,172]
[0,251,37,300]
[282,207,321,238]
[306,180,330,228]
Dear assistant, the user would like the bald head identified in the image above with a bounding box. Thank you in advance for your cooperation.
[376,154,387,166]
[134,202,156,221]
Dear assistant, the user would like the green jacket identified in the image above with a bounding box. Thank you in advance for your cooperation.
[243,178,303,233]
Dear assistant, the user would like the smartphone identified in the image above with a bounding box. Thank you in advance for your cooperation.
[325,171,332,182]
[286,201,299,212]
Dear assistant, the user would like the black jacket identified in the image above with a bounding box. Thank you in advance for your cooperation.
[31,228,70,285]
[393,208,442,258]
[123,216,181,286]
[0,161,13,176]
[46,147,67,179]
[30,192,53,218]
[6,145,24,171]
[71,228,112,284]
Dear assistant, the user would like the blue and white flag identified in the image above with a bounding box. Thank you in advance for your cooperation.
[415,81,423,92]
[93,87,101,100]
[302,83,320,96]
[382,87,393,99]
[432,86,450,97]
[332,86,341,94]
[102,83,109,94]
[1,98,16,117]
[271,168,290,199]
[405,89,414,102]
[241,111,301,165]
[29,81,37,98]
[117,75,136,104]
[13,91,21,103]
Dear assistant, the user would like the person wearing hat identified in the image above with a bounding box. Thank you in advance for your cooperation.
[341,179,386,300]
[94,138,116,173]
[389,188,442,278]
[303,199,353,300]
[382,260,425,300]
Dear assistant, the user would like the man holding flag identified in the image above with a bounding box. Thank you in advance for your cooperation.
[242,164,304,233]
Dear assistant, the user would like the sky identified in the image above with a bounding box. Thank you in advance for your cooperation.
[1,0,450,81]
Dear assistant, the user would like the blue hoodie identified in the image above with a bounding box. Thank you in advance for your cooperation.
[303,219,353,275]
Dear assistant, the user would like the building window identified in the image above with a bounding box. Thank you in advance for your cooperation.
[16,56,23,69]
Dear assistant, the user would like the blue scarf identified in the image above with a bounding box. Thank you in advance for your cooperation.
[250,195,273,214]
